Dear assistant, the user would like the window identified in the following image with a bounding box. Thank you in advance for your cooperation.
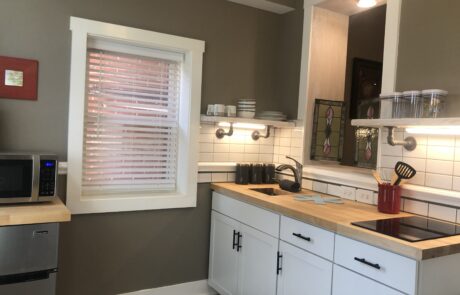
[67,17,205,214]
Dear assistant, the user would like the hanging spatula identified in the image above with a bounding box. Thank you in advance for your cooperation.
[392,161,416,185]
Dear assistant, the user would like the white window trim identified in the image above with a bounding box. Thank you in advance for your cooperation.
[67,17,205,214]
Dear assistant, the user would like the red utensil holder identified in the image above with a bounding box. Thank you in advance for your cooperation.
[377,183,401,214]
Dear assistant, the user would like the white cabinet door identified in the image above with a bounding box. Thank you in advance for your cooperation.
[208,211,240,295]
[277,241,333,295]
[237,223,278,295]
[332,265,405,295]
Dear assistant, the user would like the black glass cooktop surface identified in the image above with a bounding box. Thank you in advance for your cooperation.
[352,216,460,242]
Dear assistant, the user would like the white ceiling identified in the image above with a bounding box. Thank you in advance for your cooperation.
[316,0,387,16]
[227,0,295,14]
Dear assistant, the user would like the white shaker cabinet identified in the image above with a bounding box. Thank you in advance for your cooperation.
[332,265,404,295]
[237,223,278,295]
[208,211,240,295]
[277,241,332,295]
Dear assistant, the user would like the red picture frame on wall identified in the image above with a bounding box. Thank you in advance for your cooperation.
[0,56,38,100]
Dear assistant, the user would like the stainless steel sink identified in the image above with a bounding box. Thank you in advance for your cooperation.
[250,188,292,196]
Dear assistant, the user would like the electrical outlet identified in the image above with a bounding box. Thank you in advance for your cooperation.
[356,189,374,205]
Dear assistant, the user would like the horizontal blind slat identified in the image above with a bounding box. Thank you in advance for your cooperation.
[83,47,180,193]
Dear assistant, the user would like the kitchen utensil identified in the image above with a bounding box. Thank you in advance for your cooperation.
[392,161,416,185]
[377,183,401,214]
[372,170,383,184]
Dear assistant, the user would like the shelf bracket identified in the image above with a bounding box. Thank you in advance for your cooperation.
[386,126,417,151]
[252,125,271,141]
[216,122,233,139]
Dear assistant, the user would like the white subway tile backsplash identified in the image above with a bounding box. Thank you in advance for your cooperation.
[457,209,460,224]
[454,162,460,176]
[407,172,425,185]
[280,128,292,138]
[199,133,214,143]
[214,143,230,153]
[427,146,455,161]
[428,204,457,223]
[453,177,460,192]
[199,143,214,153]
[356,189,374,205]
[243,153,259,162]
[426,159,453,175]
[244,144,259,153]
[229,153,244,162]
[302,179,313,190]
[211,173,228,182]
[197,173,212,183]
[259,154,273,163]
[404,199,428,216]
[199,153,213,162]
[291,137,303,148]
[427,136,456,147]
[312,181,328,193]
[229,144,244,153]
[280,137,291,147]
[327,184,343,197]
[279,146,290,156]
[403,144,427,158]
[381,144,403,157]
[213,153,229,162]
[425,173,453,190]
[227,172,236,182]
[381,156,401,168]
[404,157,426,172]
[292,128,303,138]
[341,186,356,201]
[214,135,231,144]
[260,145,274,154]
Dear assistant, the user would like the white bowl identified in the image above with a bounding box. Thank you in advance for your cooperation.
[237,111,255,118]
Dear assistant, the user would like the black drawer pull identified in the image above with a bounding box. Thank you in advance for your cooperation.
[292,232,311,242]
[237,232,242,252]
[354,257,381,270]
[276,252,283,275]
[232,230,238,250]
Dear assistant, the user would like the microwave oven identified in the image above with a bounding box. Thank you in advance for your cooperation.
[0,153,58,203]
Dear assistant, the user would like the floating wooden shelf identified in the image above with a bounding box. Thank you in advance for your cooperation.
[351,118,460,128]
[200,115,296,128]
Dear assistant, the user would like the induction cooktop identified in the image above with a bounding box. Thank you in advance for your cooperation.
[352,216,460,242]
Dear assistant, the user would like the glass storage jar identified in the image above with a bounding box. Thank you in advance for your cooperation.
[421,89,448,118]
[403,90,423,118]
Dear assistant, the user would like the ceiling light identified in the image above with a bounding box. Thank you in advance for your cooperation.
[357,0,377,8]
[406,126,460,136]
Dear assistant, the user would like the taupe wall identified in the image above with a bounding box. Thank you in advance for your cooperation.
[342,5,386,165]
[397,0,460,115]
[0,1,303,294]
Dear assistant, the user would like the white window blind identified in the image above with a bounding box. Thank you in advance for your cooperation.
[82,48,182,195]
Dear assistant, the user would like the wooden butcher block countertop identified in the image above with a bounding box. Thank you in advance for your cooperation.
[0,197,71,226]
[211,183,460,261]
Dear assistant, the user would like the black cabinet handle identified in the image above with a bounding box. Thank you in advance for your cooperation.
[237,232,242,252]
[232,230,238,250]
[354,257,381,270]
[292,232,311,242]
[276,252,283,275]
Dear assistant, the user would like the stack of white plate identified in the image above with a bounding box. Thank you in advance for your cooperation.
[256,111,287,121]
[237,99,256,118]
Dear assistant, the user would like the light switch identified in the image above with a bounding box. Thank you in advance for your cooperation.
[356,189,374,205]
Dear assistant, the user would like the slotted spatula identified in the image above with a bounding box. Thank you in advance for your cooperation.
[392,161,416,185]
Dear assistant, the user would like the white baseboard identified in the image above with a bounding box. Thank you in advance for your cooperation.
[120,280,217,295]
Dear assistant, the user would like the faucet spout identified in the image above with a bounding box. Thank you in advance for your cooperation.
[276,156,303,188]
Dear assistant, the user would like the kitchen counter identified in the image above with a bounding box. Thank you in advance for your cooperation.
[211,183,460,260]
[0,197,71,226]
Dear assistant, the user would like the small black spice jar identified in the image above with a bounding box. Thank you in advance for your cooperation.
[235,163,250,184]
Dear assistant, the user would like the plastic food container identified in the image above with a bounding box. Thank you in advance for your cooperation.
[421,89,448,118]
[381,92,405,118]
[403,90,423,118]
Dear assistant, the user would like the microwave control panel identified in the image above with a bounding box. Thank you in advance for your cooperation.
[39,160,57,196]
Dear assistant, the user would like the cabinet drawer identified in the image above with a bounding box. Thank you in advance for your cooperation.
[334,235,417,295]
[212,192,279,237]
[332,265,404,295]
[280,216,334,260]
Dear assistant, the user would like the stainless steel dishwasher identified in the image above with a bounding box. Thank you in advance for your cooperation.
[0,223,59,295]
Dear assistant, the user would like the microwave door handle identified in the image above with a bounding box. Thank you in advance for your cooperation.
[31,154,40,201]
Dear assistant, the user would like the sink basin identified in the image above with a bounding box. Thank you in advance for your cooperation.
[250,188,292,196]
